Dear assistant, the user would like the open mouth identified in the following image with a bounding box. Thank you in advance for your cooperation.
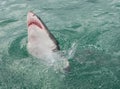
[28,19,43,29]
[27,12,43,29]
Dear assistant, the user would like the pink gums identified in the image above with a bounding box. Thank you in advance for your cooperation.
[28,19,43,29]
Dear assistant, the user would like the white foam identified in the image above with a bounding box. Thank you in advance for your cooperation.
[66,41,78,59]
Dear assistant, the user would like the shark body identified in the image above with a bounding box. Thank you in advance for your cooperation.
[27,12,69,71]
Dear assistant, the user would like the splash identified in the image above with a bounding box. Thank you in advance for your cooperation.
[67,41,78,59]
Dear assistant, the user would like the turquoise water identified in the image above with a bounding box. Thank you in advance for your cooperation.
[0,0,120,89]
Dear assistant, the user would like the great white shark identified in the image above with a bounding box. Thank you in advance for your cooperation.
[27,11,69,71]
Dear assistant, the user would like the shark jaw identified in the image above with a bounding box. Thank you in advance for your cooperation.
[27,11,43,29]
[27,11,69,72]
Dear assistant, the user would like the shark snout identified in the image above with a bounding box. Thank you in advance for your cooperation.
[27,11,36,23]
[28,11,35,17]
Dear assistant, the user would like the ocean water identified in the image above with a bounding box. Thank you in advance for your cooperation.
[0,0,120,89]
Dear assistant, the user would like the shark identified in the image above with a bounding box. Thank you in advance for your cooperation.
[27,11,69,71]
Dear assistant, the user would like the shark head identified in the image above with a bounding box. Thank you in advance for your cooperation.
[27,11,45,30]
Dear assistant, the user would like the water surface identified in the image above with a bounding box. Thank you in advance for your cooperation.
[0,0,120,89]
